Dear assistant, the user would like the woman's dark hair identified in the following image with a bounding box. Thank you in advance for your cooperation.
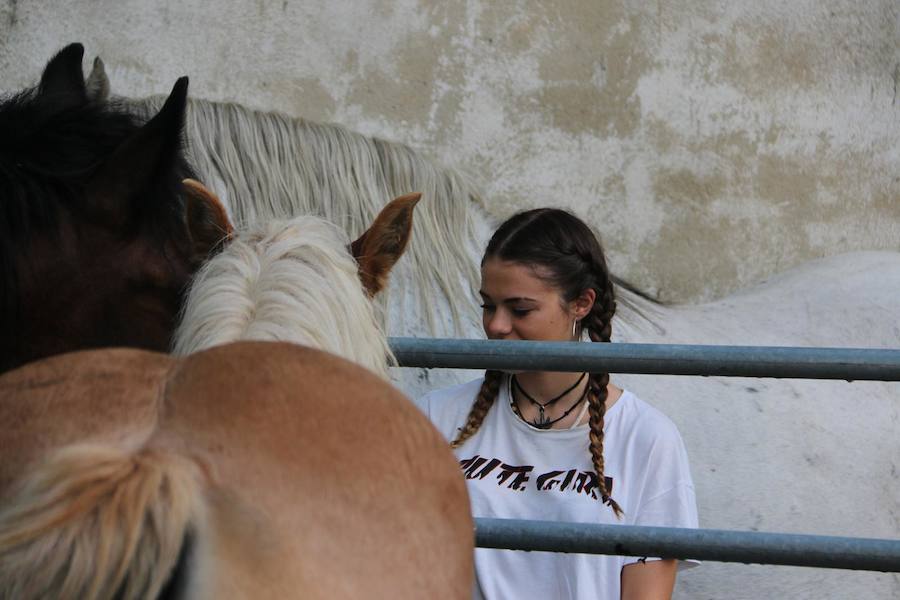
[450,208,622,517]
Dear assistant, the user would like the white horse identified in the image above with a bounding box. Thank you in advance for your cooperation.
[612,251,900,599]
[93,61,899,599]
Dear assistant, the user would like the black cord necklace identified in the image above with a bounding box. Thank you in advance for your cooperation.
[511,373,588,429]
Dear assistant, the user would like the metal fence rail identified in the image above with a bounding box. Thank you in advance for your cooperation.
[390,337,900,381]
[391,337,900,572]
[474,518,900,572]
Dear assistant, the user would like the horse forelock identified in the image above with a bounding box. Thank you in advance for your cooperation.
[0,90,129,346]
[173,215,393,378]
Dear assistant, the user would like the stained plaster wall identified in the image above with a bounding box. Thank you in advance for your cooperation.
[2,0,898,302]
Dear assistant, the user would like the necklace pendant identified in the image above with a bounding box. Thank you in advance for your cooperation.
[533,407,551,429]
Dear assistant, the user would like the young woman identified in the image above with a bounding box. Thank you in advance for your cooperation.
[417,208,698,599]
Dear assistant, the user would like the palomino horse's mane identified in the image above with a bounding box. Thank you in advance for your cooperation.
[0,444,202,599]
[173,215,394,378]
[128,95,486,336]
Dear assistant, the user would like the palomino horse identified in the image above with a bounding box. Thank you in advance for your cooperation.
[0,342,474,599]
[172,190,421,379]
[0,44,231,374]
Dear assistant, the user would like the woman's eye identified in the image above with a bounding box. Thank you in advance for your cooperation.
[480,304,495,312]
[512,308,533,317]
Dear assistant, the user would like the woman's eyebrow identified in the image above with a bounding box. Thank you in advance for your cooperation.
[505,297,539,304]
[479,291,538,304]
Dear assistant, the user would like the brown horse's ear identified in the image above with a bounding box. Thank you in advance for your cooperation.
[85,56,110,103]
[84,77,189,227]
[182,178,234,257]
[351,193,421,296]
[38,43,88,108]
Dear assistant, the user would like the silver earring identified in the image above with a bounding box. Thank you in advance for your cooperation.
[572,320,578,340]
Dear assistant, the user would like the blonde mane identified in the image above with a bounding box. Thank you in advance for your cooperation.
[172,215,393,378]
[0,444,203,600]
[129,96,487,336]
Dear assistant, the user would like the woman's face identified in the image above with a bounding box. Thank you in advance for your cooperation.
[480,258,584,342]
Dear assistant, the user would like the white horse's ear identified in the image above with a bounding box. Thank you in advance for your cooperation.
[351,192,421,296]
[86,57,110,103]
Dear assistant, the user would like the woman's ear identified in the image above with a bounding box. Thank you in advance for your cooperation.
[571,288,597,320]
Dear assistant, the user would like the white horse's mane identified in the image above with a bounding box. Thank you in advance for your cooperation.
[172,215,393,378]
[127,95,486,336]
[123,94,665,341]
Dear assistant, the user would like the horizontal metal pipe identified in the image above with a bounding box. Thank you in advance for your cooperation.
[474,518,900,572]
[390,338,900,381]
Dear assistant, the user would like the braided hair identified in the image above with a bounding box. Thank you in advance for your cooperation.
[449,208,622,517]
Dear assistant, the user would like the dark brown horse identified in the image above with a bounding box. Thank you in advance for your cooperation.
[0,43,231,373]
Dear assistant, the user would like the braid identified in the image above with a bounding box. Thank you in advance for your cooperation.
[585,272,622,518]
[450,369,503,449]
[587,372,622,518]
[587,283,615,344]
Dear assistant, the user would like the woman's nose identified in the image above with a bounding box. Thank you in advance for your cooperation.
[484,311,512,338]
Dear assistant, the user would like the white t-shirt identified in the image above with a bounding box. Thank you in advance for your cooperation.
[416,375,698,600]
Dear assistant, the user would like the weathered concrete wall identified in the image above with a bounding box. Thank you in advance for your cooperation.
[2,0,897,302]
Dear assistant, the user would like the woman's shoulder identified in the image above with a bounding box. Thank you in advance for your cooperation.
[418,376,486,406]
[614,390,686,447]
[414,376,486,433]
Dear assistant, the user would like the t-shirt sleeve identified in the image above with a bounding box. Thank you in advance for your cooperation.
[413,378,484,443]
[623,414,699,570]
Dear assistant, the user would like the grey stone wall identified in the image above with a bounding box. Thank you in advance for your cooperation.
[2,0,897,301]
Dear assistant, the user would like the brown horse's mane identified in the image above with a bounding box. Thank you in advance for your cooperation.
[0,44,209,373]
[0,94,192,325]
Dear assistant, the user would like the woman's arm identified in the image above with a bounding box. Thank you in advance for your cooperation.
[620,559,677,600]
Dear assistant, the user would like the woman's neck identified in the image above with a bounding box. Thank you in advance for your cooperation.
[514,371,585,400]
[511,371,623,429]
